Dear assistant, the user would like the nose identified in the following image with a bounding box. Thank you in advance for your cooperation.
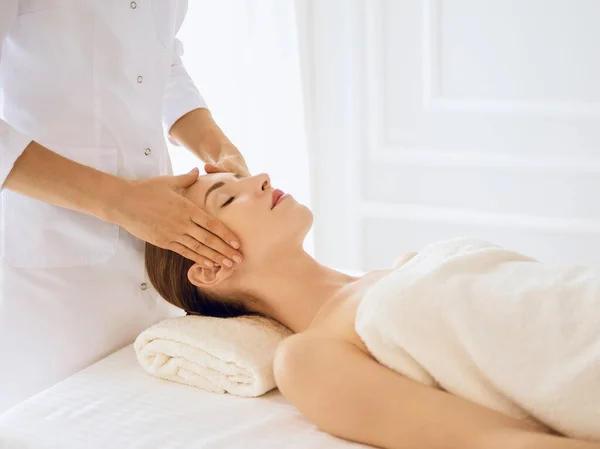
[256,173,271,192]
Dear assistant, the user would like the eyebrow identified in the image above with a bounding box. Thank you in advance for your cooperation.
[204,174,244,206]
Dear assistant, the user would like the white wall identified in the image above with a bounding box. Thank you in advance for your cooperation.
[299,0,600,271]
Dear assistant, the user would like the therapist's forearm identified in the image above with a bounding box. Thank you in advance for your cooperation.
[169,108,243,163]
[3,141,126,222]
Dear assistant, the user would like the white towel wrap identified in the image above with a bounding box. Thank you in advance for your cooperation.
[356,237,600,440]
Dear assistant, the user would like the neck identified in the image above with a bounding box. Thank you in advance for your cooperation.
[227,249,360,333]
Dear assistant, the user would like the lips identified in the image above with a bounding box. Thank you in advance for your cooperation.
[272,189,285,209]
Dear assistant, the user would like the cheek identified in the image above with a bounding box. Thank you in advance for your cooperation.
[222,199,306,247]
[221,204,265,242]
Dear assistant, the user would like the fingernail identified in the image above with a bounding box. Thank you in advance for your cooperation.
[204,260,214,268]
[231,241,240,249]
[232,255,242,264]
[223,259,233,268]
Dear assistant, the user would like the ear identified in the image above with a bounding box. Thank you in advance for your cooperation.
[187,263,234,289]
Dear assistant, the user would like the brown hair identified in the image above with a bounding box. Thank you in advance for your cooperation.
[144,242,261,318]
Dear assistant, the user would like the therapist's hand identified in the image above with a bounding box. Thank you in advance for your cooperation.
[204,152,251,178]
[113,167,243,267]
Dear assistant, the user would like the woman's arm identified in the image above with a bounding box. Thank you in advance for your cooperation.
[274,333,600,449]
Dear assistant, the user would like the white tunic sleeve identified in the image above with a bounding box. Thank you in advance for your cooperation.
[162,0,208,143]
[0,0,33,190]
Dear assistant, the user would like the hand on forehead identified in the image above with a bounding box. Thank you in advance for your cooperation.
[184,172,238,207]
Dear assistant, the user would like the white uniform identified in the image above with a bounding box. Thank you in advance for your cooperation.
[0,0,204,413]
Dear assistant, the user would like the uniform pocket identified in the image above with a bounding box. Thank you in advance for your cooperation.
[3,146,120,268]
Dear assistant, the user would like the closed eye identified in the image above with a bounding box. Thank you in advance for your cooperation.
[221,197,235,208]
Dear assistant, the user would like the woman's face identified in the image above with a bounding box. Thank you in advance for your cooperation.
[185,172,313,263]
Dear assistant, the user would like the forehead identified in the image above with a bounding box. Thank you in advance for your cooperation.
[186,172,237,200]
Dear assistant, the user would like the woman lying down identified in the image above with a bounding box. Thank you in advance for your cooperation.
[144,171,600,449]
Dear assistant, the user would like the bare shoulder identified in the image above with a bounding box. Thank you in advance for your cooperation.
[273,330,349,367]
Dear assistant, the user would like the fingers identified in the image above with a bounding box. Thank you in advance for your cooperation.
[204,163,223,174]
[178,234,237,268]
[190,209,241,252]
[186,220,242,265]
[174,167,200,187]
[168,241,217,267]
[204,160,251,178]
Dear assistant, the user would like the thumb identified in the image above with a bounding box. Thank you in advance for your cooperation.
[174,167,200,187]
[204,163,221,174]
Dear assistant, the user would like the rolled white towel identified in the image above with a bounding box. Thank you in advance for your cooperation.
[134,314,292,397]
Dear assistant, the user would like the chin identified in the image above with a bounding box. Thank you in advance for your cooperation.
[274,206,313,248]
[304,206,314,228]
[296,205,313,239]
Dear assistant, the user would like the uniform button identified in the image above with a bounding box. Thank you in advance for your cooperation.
[137,75,144,83]
[144,148,152,156]
[130,1,137,9]
[140,282,148,291]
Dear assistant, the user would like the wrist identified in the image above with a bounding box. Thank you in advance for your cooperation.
[170,108,232,163]
[216,144,246,165]
[195,124,235,163]
[199,135,232,163]
[94,173,130,224]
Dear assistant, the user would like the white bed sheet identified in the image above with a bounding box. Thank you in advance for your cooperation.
[0,345,370,449]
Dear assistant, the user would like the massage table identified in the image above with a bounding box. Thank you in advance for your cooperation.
[0,344,370,448]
